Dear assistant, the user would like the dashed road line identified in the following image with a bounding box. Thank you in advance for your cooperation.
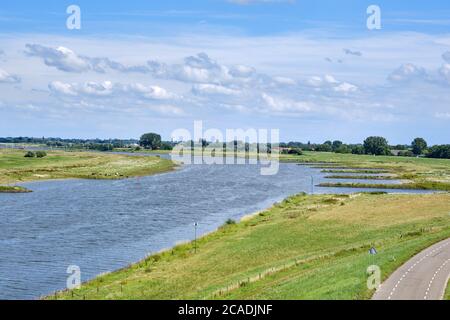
[386,240,450,300]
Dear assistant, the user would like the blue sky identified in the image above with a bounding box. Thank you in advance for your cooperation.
[1,0,450,144]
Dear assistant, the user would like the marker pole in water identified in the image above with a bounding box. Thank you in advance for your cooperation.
[311,176,314,194]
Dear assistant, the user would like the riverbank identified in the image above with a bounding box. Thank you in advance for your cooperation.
[53,192,450,300]
[0,186,31,193]
[282,152,450,191]
[0,149,176,188]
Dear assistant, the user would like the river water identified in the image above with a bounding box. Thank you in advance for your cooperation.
[0,158,432,299]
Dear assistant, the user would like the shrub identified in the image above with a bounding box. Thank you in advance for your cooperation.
[398,150,414,157]
[426,145,450,159]
[35,151,47,158]
[287,148,303,155]
[225,219,236,225]
[24,151,35,158]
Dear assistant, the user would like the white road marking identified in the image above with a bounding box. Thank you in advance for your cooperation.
[387,240,450,300]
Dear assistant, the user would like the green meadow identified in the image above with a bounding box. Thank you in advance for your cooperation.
[0,149,175,188]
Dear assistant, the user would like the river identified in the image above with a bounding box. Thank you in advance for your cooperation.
[0,158,433,299]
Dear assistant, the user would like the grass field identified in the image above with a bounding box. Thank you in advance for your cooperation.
[53,192,450,300]
[0,149,176,187]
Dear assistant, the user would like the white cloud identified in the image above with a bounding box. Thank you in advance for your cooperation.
[26,45,91,73]
[334,82,358,93]
[49,81,114,97]
[49,81,175,101]
[261,93,311,113]
[124,83,175,100]
[442,51,450,63]
[388,63,428,82]
[0,68,20,83]
[192,83,241,96]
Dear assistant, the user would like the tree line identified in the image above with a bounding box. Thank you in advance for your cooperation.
[1,134,448,159]
[139,133,449,159]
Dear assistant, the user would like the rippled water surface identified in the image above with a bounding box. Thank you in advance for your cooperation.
[0,160,432,299]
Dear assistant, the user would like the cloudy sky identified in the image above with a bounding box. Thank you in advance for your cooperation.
[0,0,449,144]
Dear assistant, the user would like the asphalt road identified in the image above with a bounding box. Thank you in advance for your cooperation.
[372,238,450,300]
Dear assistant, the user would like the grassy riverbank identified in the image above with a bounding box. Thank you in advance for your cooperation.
[53,192,450,300]
[282,152,450,191]
[0,186,31,193]
[0,149,176,187]
[446,282,450,300]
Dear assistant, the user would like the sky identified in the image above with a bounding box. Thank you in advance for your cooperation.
[0,0,449,144]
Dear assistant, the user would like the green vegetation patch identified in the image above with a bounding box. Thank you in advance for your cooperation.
[0,186,31,193]
[0,149,176,186]
[445,281,450,300]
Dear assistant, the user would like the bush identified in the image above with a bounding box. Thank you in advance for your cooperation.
[225,219,236,225]
[24,151,35,158]
[35,151,47,158]
[351,145,365,155]
[426,145,450,159]
[398,150,414,157]
[286,148,303,155]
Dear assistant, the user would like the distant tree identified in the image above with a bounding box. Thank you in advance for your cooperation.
[24,151,35,158]
[332,140,343,151]
[35,151,47,158]
[363,136,390,155]
[426,145,450,159]
[411,138,427,155]
[392,144,408,151]
[315,143,332,152]
[351,145,365,155]
[334,144,351,154]
[287,148,303,155]
[398,150,414,157]
[139,133,162,150]
[160,142,174,151]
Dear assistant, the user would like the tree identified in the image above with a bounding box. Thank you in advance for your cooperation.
[315,143,332,152]
[351,145,365,155]
[332,140,343,151]
[363,136,390,155]
[411,138,427,155]
[139,133,162,150]
[426,145,450,159]
[35,151,47,158]
[24,151,35,158]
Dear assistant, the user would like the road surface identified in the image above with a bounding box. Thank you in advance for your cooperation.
[372,238,450,300]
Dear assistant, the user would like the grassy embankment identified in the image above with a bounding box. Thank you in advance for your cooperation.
[0,149,176,192]
[446,282,450,300]
[53,192,450,300]
[280,151,450,191]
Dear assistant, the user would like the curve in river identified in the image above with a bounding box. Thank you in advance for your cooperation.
[0,160,433,299]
